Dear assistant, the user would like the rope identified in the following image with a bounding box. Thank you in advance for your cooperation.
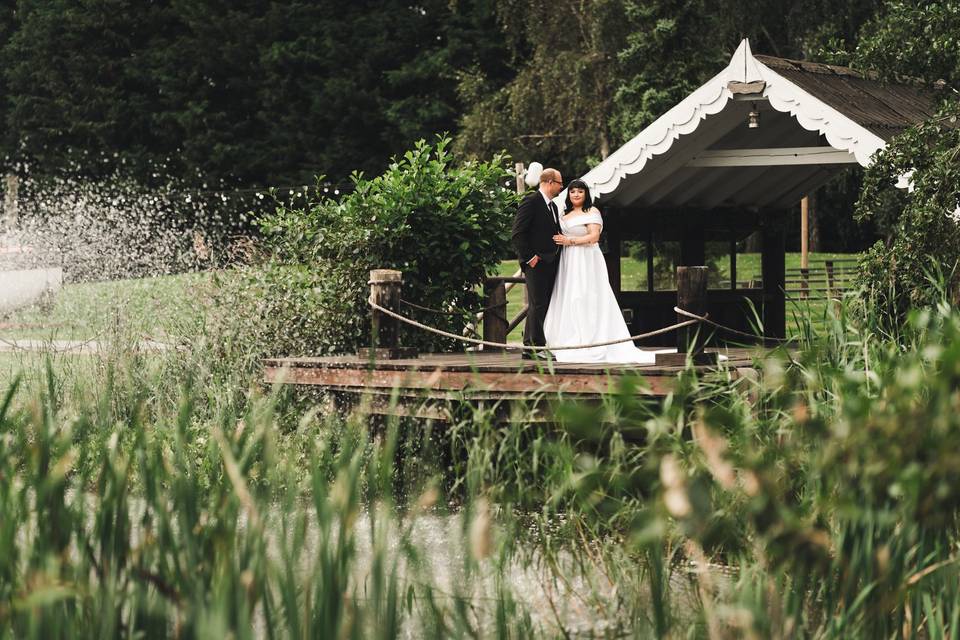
[400,298,506,317]
[369,299,700,351]
[673,307,791,343]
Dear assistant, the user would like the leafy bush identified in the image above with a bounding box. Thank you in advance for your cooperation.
[855,101,960,326]
[246,137,517,355]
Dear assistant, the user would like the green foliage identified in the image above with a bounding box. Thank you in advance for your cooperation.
[0,365,537,637]
[854,101,960,323]
[9,255,960,636]
[3,0,181,176]
[455,0,634,174]
[474,289,960,637]
[1,1,463,187]
[854,0,960,87]
[610,0,728,143]
[455,0,884,177]
[231,137,517,356]
[849,2,960,326]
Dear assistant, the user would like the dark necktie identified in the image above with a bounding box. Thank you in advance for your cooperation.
[548,201,559,227]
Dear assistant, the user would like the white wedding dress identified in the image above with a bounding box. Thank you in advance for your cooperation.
[543,208,657,364]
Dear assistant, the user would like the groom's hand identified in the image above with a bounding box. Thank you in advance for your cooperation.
[527,255,540,268]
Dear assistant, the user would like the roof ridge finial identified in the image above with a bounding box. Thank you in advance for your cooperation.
[728,38,763,83]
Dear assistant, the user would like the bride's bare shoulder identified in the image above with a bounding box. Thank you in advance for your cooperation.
[588,206,602,215]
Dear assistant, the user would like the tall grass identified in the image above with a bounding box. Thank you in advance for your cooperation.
[0,360,549,638]
[4,272,960,637]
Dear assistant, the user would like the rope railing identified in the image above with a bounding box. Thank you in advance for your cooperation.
[673,307,790,343]
[400,298,505,317]
[369,298,700,351]
[366,268,786,358]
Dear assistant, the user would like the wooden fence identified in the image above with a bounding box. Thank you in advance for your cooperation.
[783,258,857,301]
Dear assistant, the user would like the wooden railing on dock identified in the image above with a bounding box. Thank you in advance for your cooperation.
[477,266,715,364]
[479,275,527,350]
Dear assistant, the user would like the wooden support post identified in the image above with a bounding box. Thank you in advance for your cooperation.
[800,196,809,270]
[604,209,622,298]
[680,226,705,266]
[482,279,508,351]
[729,238,737,290]
[646,234,655,292]
[761,225,786,341]
[677,266,708,353]
[800,198,810,299]
[515,162,525,194]
[360,269,418,360]
[655,266,718,366]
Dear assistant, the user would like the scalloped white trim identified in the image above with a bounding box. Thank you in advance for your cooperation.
[582,71,730,196]
[581,39,887,201]
[757,63,886,166]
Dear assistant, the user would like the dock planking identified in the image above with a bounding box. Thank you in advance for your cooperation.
[263,348,759,419]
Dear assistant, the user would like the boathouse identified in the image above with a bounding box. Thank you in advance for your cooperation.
[588,38,941,340]
[263,40,945,415]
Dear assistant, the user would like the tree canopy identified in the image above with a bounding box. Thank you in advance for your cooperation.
[0,0,953,245]
[852,1,960,323]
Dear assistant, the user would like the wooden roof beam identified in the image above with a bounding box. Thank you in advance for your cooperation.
[754,166,834,207]
[669,167,740,207]
[698,165,781,208]
[687,146,858,167]
[762,167,838,208]
[610,106,747,207]
[643,168,700,206]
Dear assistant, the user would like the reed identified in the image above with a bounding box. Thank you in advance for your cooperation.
[3,271,960,637]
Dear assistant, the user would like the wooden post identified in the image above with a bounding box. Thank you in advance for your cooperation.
[515,162,525,194]
[482,279,508,351]
[729,238,737,290]
[655,266,717,366]
[800,196,809,270]
[604,208,622,297]
[360,269,417,360]
[825,260,836,298]
[646,233,655,292]
[761,224,786,341]
[677,266,708,354]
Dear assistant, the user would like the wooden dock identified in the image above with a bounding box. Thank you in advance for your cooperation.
[263,348,759,420]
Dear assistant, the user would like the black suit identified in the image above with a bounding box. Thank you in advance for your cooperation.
[511,190,562,346]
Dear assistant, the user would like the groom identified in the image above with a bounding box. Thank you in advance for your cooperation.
[511,167,564,356]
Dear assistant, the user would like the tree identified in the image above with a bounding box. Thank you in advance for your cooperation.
[852,1,960,323]
[854,0,960,87]
[2,0,470,190]
[455,0,887,177]
[455,0,632,176]
[3,0,180,176]
[610,0,728,143]
[855,102,960,321]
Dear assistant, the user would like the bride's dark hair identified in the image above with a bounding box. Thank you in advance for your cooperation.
[563,179,594,213]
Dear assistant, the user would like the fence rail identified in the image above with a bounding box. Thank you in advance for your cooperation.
[783,258,857,300]
[475,258,860,346]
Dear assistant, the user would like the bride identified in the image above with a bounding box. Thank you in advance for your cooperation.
[542,179,656,364]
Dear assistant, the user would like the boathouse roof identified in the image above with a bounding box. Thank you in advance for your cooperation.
[582,39,944,211]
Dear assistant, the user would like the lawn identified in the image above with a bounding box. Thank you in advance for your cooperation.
[495,252,860,341]
[0,271,213,341]
[0,252,860,355]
